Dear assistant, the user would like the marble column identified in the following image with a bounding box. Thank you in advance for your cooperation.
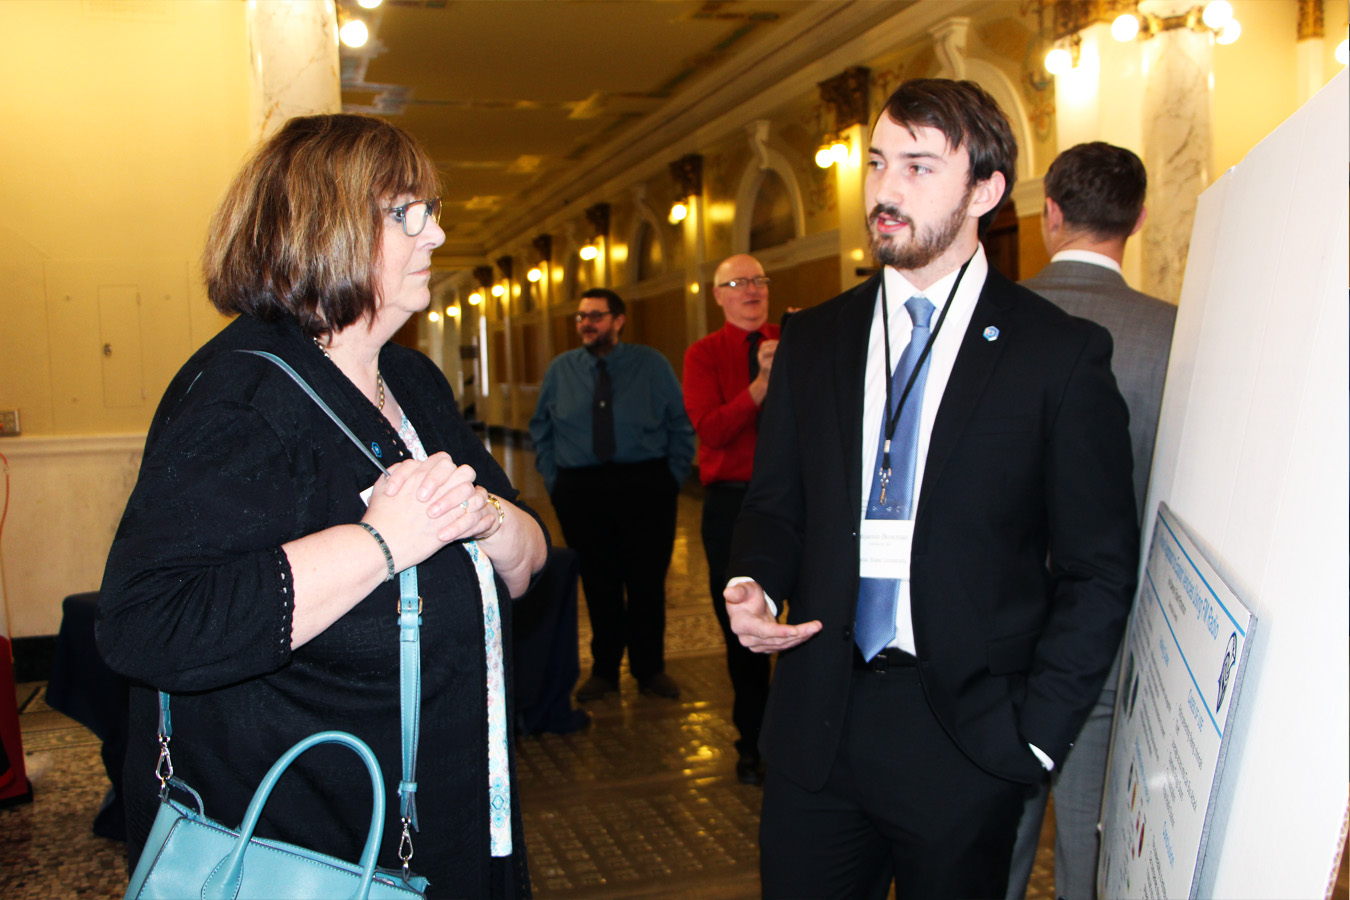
[245,0,341,141]
[1138,0,1213,303]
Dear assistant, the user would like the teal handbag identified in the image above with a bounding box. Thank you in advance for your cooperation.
[124,351,445,899]
[124,731,428,900]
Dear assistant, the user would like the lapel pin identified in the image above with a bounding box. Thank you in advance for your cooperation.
[983,326,999,342]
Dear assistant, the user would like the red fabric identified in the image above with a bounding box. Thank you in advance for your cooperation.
[683,320,780,485]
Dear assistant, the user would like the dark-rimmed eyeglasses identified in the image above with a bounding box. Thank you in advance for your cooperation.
[575,311,614,324]
[716,275,771,290]
[387,198,442,237]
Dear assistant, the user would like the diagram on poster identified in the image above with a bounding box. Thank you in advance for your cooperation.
[1098,503,1256,899]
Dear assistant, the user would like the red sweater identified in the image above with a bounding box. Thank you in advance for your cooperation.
[682,320,780,485]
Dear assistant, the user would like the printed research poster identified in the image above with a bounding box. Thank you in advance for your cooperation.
[1098,503,1256,899]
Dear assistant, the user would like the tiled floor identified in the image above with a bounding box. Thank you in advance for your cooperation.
[6,437,1343,898]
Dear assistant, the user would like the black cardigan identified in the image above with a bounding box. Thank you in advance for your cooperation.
[99,314,540,898]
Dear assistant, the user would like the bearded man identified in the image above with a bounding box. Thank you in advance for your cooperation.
[723,79,1139,899]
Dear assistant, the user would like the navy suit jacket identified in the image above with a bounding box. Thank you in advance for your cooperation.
[729,266,1139,789]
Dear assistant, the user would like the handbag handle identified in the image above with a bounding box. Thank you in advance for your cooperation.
[202,731,385,900]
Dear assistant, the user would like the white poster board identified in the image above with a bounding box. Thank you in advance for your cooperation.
[1108,70,1347,897]
[1098,503,1255,899]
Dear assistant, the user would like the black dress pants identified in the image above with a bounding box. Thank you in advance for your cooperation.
[759,667,1031,900]
[701,483,771,760]
[551,459,678,683]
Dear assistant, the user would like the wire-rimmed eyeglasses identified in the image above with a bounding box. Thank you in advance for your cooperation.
[575,311,614,324]
[716,275,772,290]
[387,198,442,237]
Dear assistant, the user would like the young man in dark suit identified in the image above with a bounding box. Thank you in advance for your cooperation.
[1006,142,1177,900]
[724,79,1139,899]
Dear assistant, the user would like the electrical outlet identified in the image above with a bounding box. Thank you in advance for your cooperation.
[0,409,20,436]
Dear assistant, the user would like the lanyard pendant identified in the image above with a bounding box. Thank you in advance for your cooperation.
[877,439,892,505]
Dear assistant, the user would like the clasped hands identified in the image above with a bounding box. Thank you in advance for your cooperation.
[723,580,822,653]
[363,452,500,570]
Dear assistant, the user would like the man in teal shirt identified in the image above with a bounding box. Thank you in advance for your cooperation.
[530,288,694,701]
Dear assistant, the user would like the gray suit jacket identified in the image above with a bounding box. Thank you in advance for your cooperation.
[1022,260,1176,519]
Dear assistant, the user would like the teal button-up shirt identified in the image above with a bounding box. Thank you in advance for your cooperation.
[529,342,694,493]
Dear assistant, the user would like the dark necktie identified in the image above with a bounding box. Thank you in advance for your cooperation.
[592,357,615,462]
[747,330,763,382]
[854,295,935,661]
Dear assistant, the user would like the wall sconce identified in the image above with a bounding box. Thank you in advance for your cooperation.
[468,292,483,305]
[1337,33,1348,65]
[527,267,543,282]
[668,155,703,225]
[427,310,441,324]
[1044,0,1241,74]
[491,284,505,298]
[814,135,851,168]
[357,0,382,8]
[1044,33,1081,75]
[579,243,599,261]
[340,14,372,47]
[446,305,460,318]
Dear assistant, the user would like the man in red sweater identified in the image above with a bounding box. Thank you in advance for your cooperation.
[683,253,779,785]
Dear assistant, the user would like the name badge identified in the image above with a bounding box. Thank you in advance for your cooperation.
[859,519,913,580]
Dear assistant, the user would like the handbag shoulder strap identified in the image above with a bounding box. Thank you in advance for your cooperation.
[237,348,425,841]
[155,349,424,850]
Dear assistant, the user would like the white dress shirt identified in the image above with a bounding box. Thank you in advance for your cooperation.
[859,246,987,656]
[1049,247,1121,274]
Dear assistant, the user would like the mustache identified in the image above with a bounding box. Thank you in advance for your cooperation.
[867,203,911,230]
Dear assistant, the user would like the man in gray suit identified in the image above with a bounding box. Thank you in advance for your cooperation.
[1007,142,1177,900]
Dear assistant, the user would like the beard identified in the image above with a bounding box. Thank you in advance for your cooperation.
[867,182,974,270]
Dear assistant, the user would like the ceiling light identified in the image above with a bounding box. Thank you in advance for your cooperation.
[527,267,542,282]
[1215,18,1241,44]
[1044,46,1074,75]
[468,292,482,305]
[668,202,688,224]
[491,284,505,297]
[1201,0,1233,30]
[579,244,599,261]
[357,0,383,8]
[1337,37,1348,66]
[339,19,368,48]
[427,310,441,323]
[1111,13,1140,42]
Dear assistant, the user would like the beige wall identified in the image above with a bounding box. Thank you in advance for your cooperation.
[0,0,250,437]
[0,0,251,636]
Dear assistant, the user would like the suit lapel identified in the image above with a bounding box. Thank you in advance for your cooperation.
[834,273,880,513]
[919,269,1017,504]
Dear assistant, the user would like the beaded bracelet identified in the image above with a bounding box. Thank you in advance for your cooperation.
[357,522,396,582]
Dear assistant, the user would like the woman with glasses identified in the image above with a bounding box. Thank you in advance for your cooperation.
[99,114,547,898]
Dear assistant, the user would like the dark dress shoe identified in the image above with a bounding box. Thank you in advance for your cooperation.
[735,755,764,786]
[575,674,618,702]
[637,671,680,699]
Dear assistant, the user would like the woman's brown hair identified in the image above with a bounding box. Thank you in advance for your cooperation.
[203,113,439,338]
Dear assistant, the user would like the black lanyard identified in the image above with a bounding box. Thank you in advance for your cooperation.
[877,256,972,480]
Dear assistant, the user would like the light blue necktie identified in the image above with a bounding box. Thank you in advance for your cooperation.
[855,295,935,661]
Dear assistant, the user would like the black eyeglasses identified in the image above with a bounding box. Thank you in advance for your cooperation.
[717,275,771,290]
[387,198,442,237]
[575,311,614,323]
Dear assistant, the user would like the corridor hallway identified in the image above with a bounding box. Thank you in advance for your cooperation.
[8,436,1095,899]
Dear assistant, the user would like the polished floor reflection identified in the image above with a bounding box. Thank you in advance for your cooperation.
[4,435,1161,899]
